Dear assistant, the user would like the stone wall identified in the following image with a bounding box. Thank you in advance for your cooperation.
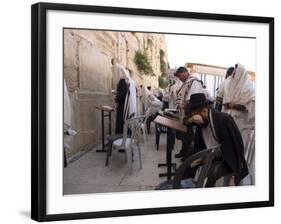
[64,29,168,158]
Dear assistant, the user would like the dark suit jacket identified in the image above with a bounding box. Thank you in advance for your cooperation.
[115,79,128,134]
[192,108,249,185]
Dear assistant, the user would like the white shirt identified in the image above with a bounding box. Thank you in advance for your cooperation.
[201,110,220,149]
[202,123,220,149]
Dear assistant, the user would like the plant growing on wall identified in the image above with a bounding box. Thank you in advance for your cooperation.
[158,74,168,89]
[134,50,154,75]
[159,49,167,75]
[158,49,168,88]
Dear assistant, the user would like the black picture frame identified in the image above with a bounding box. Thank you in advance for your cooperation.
[31,2,274,222]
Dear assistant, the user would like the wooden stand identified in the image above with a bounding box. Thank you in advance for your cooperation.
[154,115,187,180]
[95,105,114,152]
[155,110,180,150]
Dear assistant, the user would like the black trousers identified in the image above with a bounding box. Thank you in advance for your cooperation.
[178,128,194,156]
[146,113,158,134]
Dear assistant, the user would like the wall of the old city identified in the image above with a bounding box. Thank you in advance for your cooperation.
[63,29,168,158]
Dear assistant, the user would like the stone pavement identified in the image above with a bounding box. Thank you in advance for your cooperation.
[63,129,182,195]
[63,126,250,195]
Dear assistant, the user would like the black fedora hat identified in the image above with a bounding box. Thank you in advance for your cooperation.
[185,93,213,111]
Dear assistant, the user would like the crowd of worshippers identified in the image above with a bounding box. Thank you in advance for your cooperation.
[111,58,255,187]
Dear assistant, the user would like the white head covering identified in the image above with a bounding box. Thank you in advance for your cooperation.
[64,80,71,126]
[223,63,255,108]
[123,70,137,119]
[111,62,127,92]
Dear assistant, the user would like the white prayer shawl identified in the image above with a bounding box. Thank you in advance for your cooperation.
[111,63,127,93]
[168,80,181,109]
[223,63,255,106]
[147,94,162,115]
[123,74,137,120]
[177,75,211,108]
[222,63,255,130]
[141,85,149,111]
[64,80,71,127]
[141,85,162,115]
[216,78,228,98]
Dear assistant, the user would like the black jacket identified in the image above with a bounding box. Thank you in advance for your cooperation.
[192,109,249,185]
[114,79,128,134]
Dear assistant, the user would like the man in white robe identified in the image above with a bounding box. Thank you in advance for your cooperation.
[222,63,255,133]
[141,85,163,134]
[111,58,127,94]
[168,78,181,110]
[221,63,255,184]
[123,72,137,120]
[111,58,129,134]
[175,67,212,115]
[215,66,234,111]
[141,85,163,116]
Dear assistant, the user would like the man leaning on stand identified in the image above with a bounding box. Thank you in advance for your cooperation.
[182,93,249,186]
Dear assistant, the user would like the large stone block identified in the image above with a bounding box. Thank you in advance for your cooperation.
[66,92,114,157]
[64,29,168,158]
[64,29,79,92]
[78,39,112,93]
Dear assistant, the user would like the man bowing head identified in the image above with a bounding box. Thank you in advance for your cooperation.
[183,93,249,187]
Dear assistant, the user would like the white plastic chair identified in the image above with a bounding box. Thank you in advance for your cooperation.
[140,108,151,142]
[110,116,145,173]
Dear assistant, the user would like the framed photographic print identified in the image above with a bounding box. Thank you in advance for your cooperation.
[31,2,274,222]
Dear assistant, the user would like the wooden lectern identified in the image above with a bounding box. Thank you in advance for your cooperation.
[154,115,187,180]
[95,105,114,152]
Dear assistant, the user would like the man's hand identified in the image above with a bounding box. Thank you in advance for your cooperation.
[191,114,204,124]
[182,114,203,125]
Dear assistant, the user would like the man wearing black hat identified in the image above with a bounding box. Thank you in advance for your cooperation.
[183,93,248,186]
[173,66,210,159]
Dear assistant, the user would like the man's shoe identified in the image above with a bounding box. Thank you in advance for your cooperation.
[175,151,186,158]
